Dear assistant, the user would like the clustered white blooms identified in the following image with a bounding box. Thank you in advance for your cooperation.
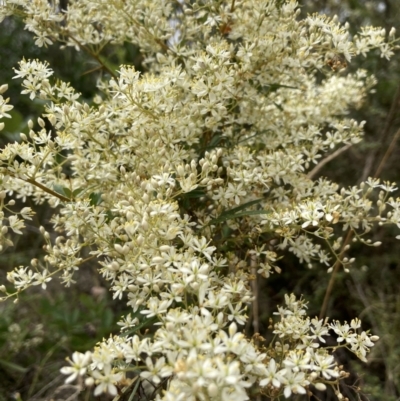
[0,0,399,400]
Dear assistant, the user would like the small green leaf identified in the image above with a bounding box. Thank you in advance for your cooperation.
[62,187,72,199]
[120,315,158,337]
[219,198,265,217]
[209,198,269,225]
[267,83,298,92]
[183,188,206,199]
[53,185,72,199]
[1,109,24,137]
[211,209,270,225]
[89,192,103,206]
[72,187,85,197]
[206,133,223,150]
[222,224,232,239]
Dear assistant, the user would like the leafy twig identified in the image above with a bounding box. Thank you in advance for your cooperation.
[25,177,71,202]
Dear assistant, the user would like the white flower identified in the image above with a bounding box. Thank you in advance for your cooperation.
[259,358,286,388]
[60,351,92,384]
[281,369,309,398]
[8,215,25,235]
[33,269,52,289]
[0,2,394,400]
[92,364,123,396]
[0,94,13,119]
[312,353,339,379]
[283,350,311,372]
[140,356,172,384]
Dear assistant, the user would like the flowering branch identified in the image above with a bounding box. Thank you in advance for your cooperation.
[0,1,399,400]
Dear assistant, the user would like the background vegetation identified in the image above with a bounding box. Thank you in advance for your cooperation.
[0,1,399,400]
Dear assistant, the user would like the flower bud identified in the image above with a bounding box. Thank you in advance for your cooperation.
[0,84,8,94]
[208,383,218,397]
[85,377,94,387]
[314,383,327,391]
[228,322,237,337]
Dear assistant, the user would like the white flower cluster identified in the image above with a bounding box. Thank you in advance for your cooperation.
[59,295,379,400]
[0,0,399,400]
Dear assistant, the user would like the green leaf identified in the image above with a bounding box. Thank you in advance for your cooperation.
[211,209,270,225]
[209,198,269,225]
[1,109,25,138]
[72,187,85,197]
[267,83,298,92]
[273,101,284,111]
[221,224,232,239]
[102,309,114,330]
[89,192,103,206]
[105,210,114,222]
[0,359,28,373]
[183,188,206,199]
[119,315,158,337]
[52,185,72,199]
[250,81,298,96]
[205,133,224,150]
[220,197,265,216]
[62,187,72,199]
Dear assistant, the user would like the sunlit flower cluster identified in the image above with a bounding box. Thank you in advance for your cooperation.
[0,0,399,400]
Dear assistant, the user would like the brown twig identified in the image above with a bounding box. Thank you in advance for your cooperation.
[67,34,118,80]
[4,169,71,203]
[307,143,352,179]
[373,127,400,178]
[25,177,71,202]
[360,84,400,182]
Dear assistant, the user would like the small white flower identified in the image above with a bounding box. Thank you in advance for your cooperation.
[92,364,123,396]
[60,351,92,384]
[259,358,286,388]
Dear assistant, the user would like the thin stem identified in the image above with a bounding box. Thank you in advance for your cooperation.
[250,254,259,335]
[251,273,262,401]
[319,229,353,319]
[115,1,172,54]
[373,127,400,178]
[67,34,117,80]
[360,84,400,181]
[25,177,71,202]
[3,169,71,203]
[307,144,352,179]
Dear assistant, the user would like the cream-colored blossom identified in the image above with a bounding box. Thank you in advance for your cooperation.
[0,0,398,399]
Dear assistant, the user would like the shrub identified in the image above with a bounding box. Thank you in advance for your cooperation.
[0,1,399,400]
